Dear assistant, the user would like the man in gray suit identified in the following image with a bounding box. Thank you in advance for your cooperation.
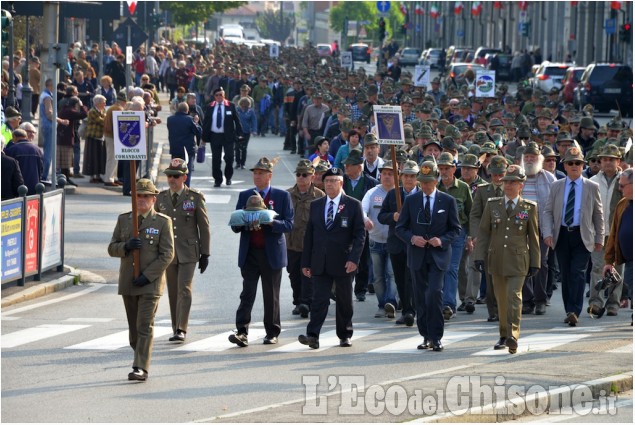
[543,144,604,327]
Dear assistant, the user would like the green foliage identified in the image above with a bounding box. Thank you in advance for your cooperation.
[329,1,405,46]
[256,10,294,42]
[161,1,247,26]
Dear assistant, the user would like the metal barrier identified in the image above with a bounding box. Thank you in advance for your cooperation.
[1,180,66,286]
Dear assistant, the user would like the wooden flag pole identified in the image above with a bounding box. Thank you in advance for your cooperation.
[390,145,402,211]
[130,160,140,278]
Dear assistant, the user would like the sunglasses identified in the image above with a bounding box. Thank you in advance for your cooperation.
[296,173,311,178]
[566,161,583,166]
[167,174,183,179]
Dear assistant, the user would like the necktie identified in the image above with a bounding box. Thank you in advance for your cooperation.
[495,186,502,197]
[326,200,335,230]
[565,181,576,225]
[506,200,514,216]
[172,192,179,207]
[138,215,144,227]
[259,191,265,200]
[424,195,431,223]
[216,104,222,129]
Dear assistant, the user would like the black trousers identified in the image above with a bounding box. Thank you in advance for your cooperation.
[555,227,590,317]
[390,251,414,315]
[354,236,370,297]
[411,257,445,341]
[522,236,549,307]
[210,135,235,185]
[307,273,354,340]
[234,133,250,168]
[287,249,312,306]
[235,248,282,338]
[284,119,294,149]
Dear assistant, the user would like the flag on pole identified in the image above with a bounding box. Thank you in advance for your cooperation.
[415,3,425,15]
[518,1,529,11]
[399,2,408,14]
[430,3,440,18]
[454,2,464,15]
[126,0,137,15]
[493,1,503,9]
[471,1,483,16]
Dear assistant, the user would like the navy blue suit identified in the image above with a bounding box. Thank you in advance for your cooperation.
[302,194,366,340]
[202,99,244,186]
[396,190,461,341]
[167,111,201,187]
[231,187,294,338]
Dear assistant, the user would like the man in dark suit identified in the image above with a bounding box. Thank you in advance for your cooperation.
[167,102,202,188]
[202,87,244,188]
[229,157,294,346]
[299,167,366,349]
[396,160,461,352]
[1,151,24,200]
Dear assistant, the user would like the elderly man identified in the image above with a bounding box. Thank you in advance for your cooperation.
[167,102,202,188]
[520,142,556,315]
[108,179,174,381]
[102,90,128,187]
[4,128,43,195]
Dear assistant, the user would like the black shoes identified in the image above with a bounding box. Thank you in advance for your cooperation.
[226,179,232,186]
[292,306,300,315]
[169,330,185,342]
[487,315,499,322]
[356,294,366,302]
[298,334,319,349]
[213,182,221,188]
[465,302,475,314]
[535,304,546,315]
[339,338,352,347]
[443,306,455,321]
[431,340,444,352]
[404,313,415,327]
[263,336,278,345]
[128,367,148,381]
[505,336,518,354]
[565,312,578,327]
[494,337,507,350]
[522,305,535,315]
[228,332,248,347]
[417,338,430,350]
[367,284,375,294]
[457,302,466,312]
[298,304,310,318]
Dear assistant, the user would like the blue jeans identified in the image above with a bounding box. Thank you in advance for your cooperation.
[278,107,286,136]
[443,228,466,311]
[370,240,396,308]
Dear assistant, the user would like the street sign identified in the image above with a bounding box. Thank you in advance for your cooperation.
[414,65,430,87]
[340,52,353,70]
[111,17,148,50]
[377,1,391,13]
[605,18,617,35]
[373,105,405,145]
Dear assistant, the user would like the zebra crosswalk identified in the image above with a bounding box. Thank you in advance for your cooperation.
[1,319,620,358]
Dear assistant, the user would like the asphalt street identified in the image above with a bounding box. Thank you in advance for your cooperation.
[1,66,631,423]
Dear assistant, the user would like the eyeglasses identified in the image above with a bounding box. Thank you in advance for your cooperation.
[323,178,342,184]
[619,183,632,189]
[566,161,583,166]
[296,173,311,178]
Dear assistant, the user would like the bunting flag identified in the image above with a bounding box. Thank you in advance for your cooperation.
[518,1,529,11]
[570,1,578,6]
[454,2,464,15]
[415,3,425,15]
[126,0,137,15]
[399,2,408,14]
[611,1,622,10]
[472,1,483,16]
[494,1,504,9]
[430,3,440,18]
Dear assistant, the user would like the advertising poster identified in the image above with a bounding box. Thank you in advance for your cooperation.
[25,198,40,275]
[41,193,63,270]
[1,201,23,282]
[373,105,405,145]
[113,110,147,160]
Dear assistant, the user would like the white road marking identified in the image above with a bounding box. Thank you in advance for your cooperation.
[369,331,484,354]
[63,318,114,323]
[608,344,632,353]
[155,319,207,325]
[270,329,378,353]
[1,316,20,321]
[203,195,231,204]
[1,284,105,316]
[171,329,267,352]
[472,332,590,356]
[64,326,173,351]
[2,324,91,348]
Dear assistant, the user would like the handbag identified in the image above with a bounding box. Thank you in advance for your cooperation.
[196,144,206,163]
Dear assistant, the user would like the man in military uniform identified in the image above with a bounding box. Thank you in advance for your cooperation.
[475,165,540,354]
[469,155,508,321]
[156,159,211,342]
[108,179,175,381]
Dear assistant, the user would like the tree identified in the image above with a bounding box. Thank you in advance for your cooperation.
[161,1,246,26]
[329,1,404,46]
[256,10,294,43]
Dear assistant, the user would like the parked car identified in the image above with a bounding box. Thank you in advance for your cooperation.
[561,66,586,103]
[445,45,470,68]
[574,63,633,115]
[419,48,443,68]
[316,44,333,57]
[348,43,371,63]
[532,62,571,92]
[487,53,513,81]
[399,47,421,67]
[473,47,502,65]
[444,63,485,90]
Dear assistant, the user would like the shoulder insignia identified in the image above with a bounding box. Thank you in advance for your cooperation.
[487,197,503,202]
[522,200,537,207]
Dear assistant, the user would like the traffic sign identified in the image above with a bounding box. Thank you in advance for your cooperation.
[605,18,617,35]
[111,17,148,50]
[377,1,390,13]
[457,29,465,37]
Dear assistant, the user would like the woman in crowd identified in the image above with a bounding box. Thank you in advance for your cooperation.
[83,94,107,183]
[57,96,88,186]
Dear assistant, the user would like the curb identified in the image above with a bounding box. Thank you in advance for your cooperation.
[1,267,78,308]
[412,372,633,423]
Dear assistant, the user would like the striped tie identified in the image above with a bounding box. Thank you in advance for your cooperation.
[326,200,334,230]
[564,181,576,226]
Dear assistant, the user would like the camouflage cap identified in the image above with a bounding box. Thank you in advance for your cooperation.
[585,149,599,161]
[135,178,160,195]
[467,144,482,156]
[441,136,459,152]
[523,141,541,156]
[607,119,623,130]
[489,118,504,128]
[455,120,468,131]
[437,152,456,166]
[568,114,582,124]
[598,143,622,159]
[314,159,332,173]
[250,157,277,172]
[379,160,395,171]
[556,131,575,144]
[245,193,267,211]
[363,133,379,146]
[541,145,559,158]
[543,124,559,135]
[480,141,498,154]
[445,125,461,140]
[295,159,316,174]
[536,109,552,119]
[488,155,508,174]
[401,95,413,105]
[437,119,450,131]
[461,154,481,168]
[517,126,532,138]
[417,160,439,182]
[501,164,526,181]
[395,149,409,163]
[474,131,489,145]
[400,77,413,86]
[340,118,354,132]
[416,128,434,139]
[163,157,189,175]
[400,159,419,174]
[561,146,585,163]
[343,149,364,165]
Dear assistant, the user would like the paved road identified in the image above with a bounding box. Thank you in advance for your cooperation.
[1,90,630,423]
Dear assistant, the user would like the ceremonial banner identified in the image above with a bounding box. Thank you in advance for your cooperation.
[373,105,405,145]
[114,111,147,160]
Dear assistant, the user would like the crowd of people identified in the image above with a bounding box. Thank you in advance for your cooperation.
[1,38,632,379]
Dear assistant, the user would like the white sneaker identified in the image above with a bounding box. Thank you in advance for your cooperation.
[374,308,386,318]
[384,303,396,318]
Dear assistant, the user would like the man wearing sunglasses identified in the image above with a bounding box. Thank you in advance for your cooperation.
[544,145,604,327]
[156,159,210,343]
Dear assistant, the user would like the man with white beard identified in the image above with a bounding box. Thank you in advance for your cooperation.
[520,142,556,315]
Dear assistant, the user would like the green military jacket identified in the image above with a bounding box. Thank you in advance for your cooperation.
[437,177,472,231]
[469,183,503,238]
